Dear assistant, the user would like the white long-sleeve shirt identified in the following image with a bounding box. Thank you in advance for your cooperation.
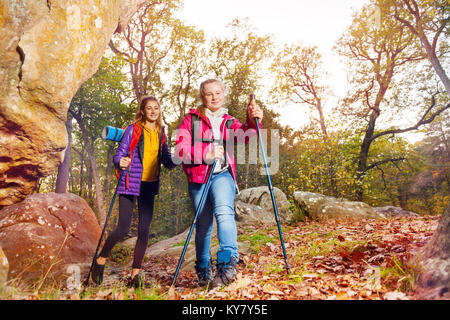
[205,107,229,173]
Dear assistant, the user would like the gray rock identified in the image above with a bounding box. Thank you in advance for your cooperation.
[236,186,294,224]
[293,191,382,220]
[373,206,419,218]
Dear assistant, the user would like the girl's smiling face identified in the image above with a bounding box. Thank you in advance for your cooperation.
[202,82,225,112]
[144,99,160,123]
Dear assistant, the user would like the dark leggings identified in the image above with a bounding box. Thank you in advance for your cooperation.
[99,181,157,269]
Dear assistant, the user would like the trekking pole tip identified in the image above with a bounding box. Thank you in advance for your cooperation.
[285,262,292,274]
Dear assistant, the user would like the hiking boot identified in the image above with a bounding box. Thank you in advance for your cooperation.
[128,273,152,288]
[91,258,105,285]
[195,260,214,287]
[210,250,237,288]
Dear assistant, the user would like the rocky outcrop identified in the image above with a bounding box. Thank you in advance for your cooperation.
[235,186,294,225]
[0,192,101,285]
[0,246,8,289]
[415,203,450,300]
[0,0,147,208]
[373,206,419,218]
[293,191,382,220]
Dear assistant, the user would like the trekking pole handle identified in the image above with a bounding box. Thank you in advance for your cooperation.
[249,94,263,124]
[249,94,255,105]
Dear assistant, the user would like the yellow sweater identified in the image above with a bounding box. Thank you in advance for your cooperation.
[141,124,159,182]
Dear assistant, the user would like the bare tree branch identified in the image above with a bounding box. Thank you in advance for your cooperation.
[370,93,450,141]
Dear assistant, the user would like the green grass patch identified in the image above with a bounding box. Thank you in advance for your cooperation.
[239,232,275,253]
[110,245,134,265]
[380,255,422,292]
[171,240,186,247]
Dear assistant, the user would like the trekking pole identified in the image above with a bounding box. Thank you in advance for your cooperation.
[172,160,217,287]
[83,162,127,287]
[250,94,291,274]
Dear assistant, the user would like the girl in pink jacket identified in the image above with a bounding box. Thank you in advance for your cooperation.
[175,79,263,288]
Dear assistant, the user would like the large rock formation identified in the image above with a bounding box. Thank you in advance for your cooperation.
[235,186,294,225]
[293,191,382,220]
[0,246,8,289]
[0,192,101,285]
[0,0,147,208]
[415,203,450,299]
[372,206,418,218]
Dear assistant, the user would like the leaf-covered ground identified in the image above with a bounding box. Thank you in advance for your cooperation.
[158,215,440,300]
[7,215,440,300]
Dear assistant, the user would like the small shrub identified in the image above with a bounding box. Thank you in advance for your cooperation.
[110,245,134,265]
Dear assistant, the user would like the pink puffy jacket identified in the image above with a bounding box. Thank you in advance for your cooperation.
[174,108,261,187]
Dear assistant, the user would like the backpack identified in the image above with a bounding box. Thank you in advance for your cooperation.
[190,113,233,146]
[190,113,233,168]
[117,123,166,188]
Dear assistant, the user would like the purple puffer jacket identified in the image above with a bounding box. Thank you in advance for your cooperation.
[113,124,177,196]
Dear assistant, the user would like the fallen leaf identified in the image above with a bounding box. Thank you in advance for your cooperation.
[346,289,357,297]
[302,273,319,279]
[69,293,80,300]
[339,248,350,259]
[336,291,350,300]
[167,286,180,300]
[350,250,365,263]
[224,273,252,291]
[96,289,112,299]
[384,291,408,300]
[113,291,126,300]
[262,283,284,295]
[241,289,255,299]
[214,291,228,298]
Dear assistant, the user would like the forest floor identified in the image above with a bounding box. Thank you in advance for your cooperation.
[4,214,441,300]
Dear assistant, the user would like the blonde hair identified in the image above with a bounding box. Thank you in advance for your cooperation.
[198,79,225,116]
[133,95,162,133]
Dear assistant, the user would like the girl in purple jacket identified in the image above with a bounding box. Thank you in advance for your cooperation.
[92,95,176,288]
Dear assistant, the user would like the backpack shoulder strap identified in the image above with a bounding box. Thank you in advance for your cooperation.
[120,123,142,188]
[161,126,166,146]
[129,123,142,156]
[191,114,199,146]
[225,118,233,129]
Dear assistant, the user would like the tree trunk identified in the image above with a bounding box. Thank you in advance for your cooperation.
[55,116,72,193]
[76,144,86,197]
[409,16,450,97]
[103,144,114,205]
[356,111,379,201]
[424,44,450,98]
[316,100,338,197]
[87,163,93,204]
[393,0,450,97]
[397,183,408,209]
[416,203,450,299]
[316,100,328,139]
[72,112,106,226]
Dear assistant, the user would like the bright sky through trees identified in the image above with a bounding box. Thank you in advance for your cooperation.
[177,0,369,130]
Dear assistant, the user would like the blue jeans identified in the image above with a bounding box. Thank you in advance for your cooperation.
[188,170,238,268]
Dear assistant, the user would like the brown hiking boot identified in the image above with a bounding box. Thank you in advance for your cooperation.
[210,250,237,288]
